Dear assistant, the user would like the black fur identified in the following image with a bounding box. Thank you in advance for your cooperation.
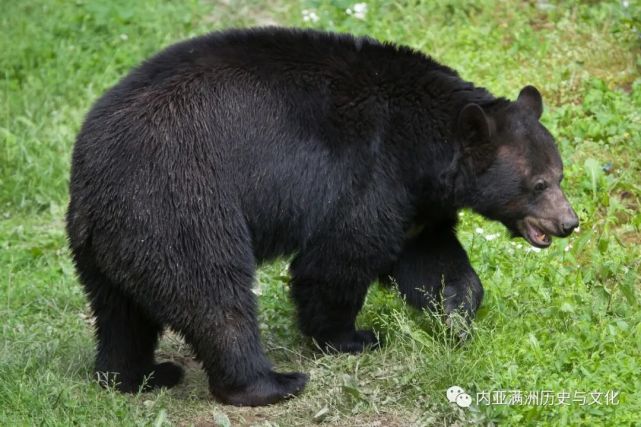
[67,27,573,406]
[380,218,483,320]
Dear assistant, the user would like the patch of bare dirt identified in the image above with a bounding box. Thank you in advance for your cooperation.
[185,410,418,427]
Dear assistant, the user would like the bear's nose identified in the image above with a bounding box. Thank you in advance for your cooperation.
[561,215,579,235]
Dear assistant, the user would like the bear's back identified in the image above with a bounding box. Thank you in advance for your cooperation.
[69,28,462,261]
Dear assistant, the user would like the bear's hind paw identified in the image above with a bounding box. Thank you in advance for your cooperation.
[145,361,185,390]
[214,370,308,406]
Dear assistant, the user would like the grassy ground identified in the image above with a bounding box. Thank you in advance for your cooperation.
[2,0,640,425]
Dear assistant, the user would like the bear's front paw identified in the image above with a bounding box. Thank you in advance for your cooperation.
[213,370,308,406]
[321,329,381,353]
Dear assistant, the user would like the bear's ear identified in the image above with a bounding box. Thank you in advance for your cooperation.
[457,103,497,173]
[457,103,493,143]
[517,85,543,119]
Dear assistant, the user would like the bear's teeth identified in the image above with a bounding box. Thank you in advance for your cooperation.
[533,228,546,240]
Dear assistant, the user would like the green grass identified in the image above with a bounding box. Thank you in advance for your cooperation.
[2,0,640,425]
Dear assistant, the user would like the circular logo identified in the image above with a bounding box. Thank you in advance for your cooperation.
[456,392,472,408]
[447,385,465,403]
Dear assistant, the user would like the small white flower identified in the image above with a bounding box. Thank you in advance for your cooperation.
[346,2,368,20]
[623,0,629,8]
[484,233,499,241]
[564,244,573,252]
[459,211,465,217]
[575,226,580,233]
[526,246,542,253]
[119,33,128,41]
[536,0,554,11]
[302,9,319,23]
[475,227,484,234]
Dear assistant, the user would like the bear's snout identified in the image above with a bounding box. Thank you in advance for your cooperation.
[559,210,579,237]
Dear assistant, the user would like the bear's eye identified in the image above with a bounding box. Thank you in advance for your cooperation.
[534,181,548,193]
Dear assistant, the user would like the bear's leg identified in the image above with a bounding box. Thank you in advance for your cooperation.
[385,225,484,324]
[179,280,308,406]
[290,245,383,354]
[81,265,184,392]
[139,228,307,406]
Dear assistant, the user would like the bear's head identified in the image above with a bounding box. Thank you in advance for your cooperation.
[457,86,579,248]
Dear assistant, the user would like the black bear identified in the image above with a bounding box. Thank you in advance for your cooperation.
[66,27,578,406]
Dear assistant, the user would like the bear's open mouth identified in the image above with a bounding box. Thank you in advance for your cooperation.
[518,218,552,248]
